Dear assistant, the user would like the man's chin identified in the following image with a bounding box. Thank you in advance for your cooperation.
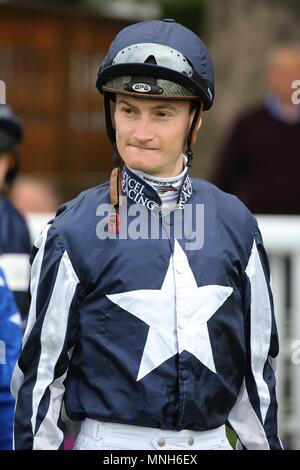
[123,157,159,174]
[128,164,156,174]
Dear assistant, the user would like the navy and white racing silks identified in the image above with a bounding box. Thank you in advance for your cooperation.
[11,167,282,450]
[0,267,22,449]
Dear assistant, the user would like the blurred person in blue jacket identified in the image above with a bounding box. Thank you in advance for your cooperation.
[0,103,31,322]
[0,267,22,449]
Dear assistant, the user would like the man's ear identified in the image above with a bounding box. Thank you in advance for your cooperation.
[191,116,202,145]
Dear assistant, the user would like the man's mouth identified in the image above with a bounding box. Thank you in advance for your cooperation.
[129,145,157,151]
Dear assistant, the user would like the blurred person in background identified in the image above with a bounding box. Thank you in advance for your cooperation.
[214,45,300,214]
[0,103,31,323]
[12,19,282,450]
[10,175,61,216]
[0,267,22,450]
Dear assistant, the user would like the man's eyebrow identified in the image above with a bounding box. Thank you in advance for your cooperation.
[117,99,134,107]
[152,102,179,110]
[117,98,179,111]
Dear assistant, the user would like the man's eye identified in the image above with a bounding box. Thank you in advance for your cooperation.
[157,111,169,117]
[122,107,133,114]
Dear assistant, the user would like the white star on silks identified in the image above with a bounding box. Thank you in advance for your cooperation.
[107,240,233,381]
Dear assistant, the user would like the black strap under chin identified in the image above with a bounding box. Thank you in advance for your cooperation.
[186,101,201,167]
[104,92,122,168]
[104,92,116,145]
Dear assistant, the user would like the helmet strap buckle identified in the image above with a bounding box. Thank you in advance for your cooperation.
[186,149,194,167]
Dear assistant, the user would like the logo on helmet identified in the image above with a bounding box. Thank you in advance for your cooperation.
[132,83,152,93]
[123,81,164,95]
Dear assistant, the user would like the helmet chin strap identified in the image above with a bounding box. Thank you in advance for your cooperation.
[104,92,122,169]
[104,92,123,233]
[186,101,201,167]
[185,149,193,168]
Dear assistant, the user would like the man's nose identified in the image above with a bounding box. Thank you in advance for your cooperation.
[132,116,154,142]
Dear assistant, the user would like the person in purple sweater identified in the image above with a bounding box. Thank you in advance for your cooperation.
[214,46,300,215]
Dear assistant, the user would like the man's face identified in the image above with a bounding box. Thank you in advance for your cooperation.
[267,49,300,105]
[114,95,194,177]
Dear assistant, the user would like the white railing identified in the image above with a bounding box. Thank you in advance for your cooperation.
[256,216,300,449]
[26,213,300,449]
[26,213,55,244]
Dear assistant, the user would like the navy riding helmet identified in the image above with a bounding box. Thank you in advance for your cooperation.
[0,103,23,186]
[96,19,215,167]
[0,103,22,155]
